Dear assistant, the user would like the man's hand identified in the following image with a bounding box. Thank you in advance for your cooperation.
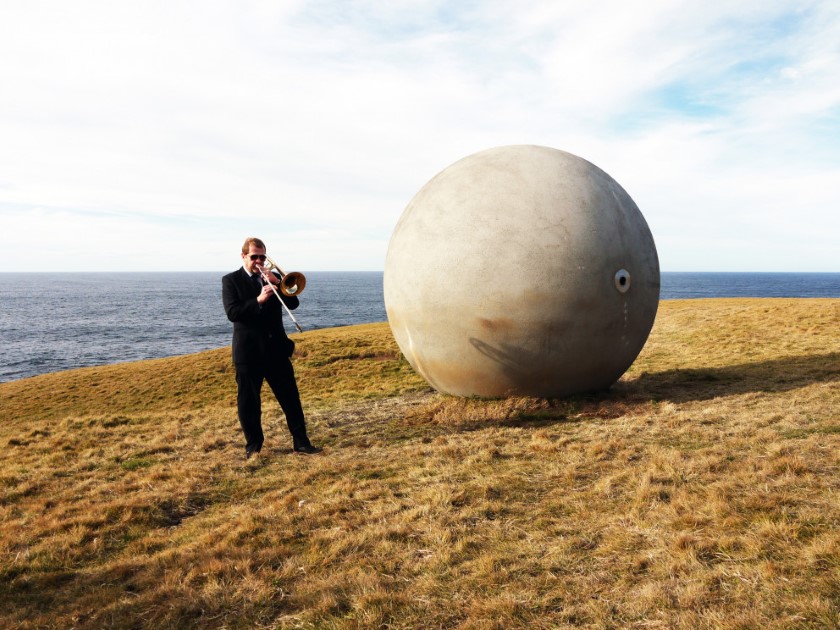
[256,265,280,285]
[257,284,275,304]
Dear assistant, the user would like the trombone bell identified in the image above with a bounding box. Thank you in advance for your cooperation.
[265,255,306,297]
[279,271,306,297]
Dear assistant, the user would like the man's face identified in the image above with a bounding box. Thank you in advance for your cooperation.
[242,244,267,274]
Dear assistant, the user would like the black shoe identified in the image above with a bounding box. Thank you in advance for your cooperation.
[294,444,322,455]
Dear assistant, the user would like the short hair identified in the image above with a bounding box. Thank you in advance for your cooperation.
[241,237,266,254]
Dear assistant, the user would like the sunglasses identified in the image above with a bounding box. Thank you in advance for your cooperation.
[249,254,267,261]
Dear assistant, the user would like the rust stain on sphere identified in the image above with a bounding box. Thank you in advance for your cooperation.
[384,145,660,398]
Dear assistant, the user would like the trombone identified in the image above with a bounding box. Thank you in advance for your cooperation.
[256,255,306,333]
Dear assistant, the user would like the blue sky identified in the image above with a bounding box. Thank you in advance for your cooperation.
[0,0,838,272]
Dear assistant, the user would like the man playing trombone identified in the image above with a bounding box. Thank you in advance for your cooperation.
[222,237,320,458]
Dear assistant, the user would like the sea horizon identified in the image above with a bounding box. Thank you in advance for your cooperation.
[1,270,838,274]
[1,271,838,383]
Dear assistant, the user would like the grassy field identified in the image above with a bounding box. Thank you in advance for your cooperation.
[1,299,838,629]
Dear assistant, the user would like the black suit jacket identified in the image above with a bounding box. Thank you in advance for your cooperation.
[222,267,300,365]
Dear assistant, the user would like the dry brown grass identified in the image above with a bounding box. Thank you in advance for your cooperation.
[1,299,838,629]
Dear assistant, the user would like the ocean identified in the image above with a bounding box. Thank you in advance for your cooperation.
[1,271,838,383]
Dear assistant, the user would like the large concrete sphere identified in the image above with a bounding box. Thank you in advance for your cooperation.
[384,145,659,398]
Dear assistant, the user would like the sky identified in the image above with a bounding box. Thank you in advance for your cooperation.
[0,0,838,272]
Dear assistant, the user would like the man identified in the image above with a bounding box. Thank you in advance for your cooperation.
[222,237,320,458]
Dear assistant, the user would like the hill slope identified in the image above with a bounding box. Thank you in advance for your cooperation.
[1,300,838,628]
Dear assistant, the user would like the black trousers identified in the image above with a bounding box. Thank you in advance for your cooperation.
[235,357,309,451]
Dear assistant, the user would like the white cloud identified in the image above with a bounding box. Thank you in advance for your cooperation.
[0,0,838,271]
